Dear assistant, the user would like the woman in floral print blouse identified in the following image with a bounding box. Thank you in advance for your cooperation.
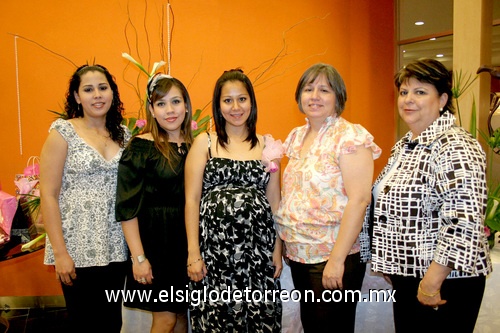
[40,65,129,333]
[275,63,382,333]
[363,58,492,333]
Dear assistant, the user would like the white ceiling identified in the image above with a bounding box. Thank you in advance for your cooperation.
[398,0,500,69]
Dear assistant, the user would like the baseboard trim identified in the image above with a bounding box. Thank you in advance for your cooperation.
[0,296,65,310]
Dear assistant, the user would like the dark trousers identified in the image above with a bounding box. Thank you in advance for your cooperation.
[390,275,486,333]
[289,253,366,333]
[61,261,128,333]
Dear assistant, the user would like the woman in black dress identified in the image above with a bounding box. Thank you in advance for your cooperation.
[116,73,193,332]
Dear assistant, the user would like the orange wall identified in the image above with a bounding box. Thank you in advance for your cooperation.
[0,0,394,295]
[0,0,395,195]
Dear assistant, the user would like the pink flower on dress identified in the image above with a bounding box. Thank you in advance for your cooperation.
[136,119,147,128]
[262,134,284,173]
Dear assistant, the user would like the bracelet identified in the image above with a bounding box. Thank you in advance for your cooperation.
[187,258,202,267]
[418,281,440,297]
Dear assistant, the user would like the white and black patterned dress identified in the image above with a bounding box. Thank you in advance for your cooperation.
[43,118,129,267]
[189,136,282,333]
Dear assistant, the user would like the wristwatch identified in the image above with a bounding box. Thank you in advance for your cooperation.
[131,254,147,264]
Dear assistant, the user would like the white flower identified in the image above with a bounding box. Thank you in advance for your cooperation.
[150,61,167,76]
[122,52,148,76]
[122,53,167,77]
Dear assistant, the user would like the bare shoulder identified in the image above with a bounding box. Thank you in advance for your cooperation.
[189,132,210,153]
[137,132,154,141]
[256,133,267,146]
[42,129,67,152]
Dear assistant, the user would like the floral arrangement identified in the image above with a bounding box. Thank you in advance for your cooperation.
[122,52,210,137]
[262,134,284,173]
[122,117,147,136]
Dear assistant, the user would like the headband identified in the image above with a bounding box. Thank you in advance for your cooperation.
[147,73,173,103]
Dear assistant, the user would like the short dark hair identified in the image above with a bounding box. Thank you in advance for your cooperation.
[394,58,454,114]
[295,63,347,116]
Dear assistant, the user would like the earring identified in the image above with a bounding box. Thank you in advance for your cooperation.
[439,107,443,111]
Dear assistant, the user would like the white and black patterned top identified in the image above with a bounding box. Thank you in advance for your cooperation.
[360,112,492,278]
[44,119,129,268]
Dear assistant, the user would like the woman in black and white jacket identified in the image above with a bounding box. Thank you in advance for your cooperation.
[361,58,492,333]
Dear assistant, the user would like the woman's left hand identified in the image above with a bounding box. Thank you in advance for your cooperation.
[322,260,344,290]
[417,279,447,309]
[418,262,451,309]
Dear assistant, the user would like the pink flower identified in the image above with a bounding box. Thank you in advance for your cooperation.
[262,134,284,173]
[191,120,198,130]
[267,161,279,173]
[136,119,147,128]
[485,226,491,237]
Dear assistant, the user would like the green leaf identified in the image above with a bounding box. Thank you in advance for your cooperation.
[478,129,490,143]
[20,195,41,220]
[486,183,500,231]
[469,97,477,138]
[128,118,137,128]
[122,53,149,76]
[196,115,211,127]
[452,70,478,99]
[48,109,68,119]
[192,109,203,121]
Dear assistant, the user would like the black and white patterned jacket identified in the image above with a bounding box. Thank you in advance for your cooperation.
[360,111,492,278]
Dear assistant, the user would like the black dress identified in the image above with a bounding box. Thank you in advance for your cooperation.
[116,137,188,313]
[189,135,282,332]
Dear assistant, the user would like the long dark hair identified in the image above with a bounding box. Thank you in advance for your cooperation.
[212,69,258,150]
[65,64,126,146]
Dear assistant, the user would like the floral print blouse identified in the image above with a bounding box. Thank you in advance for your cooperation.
[275,115,382,264]
[44,119,129,268]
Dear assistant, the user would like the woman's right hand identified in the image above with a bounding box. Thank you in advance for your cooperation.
[187,257,207,282]
[132,259,153,284]
[54,253,77,286]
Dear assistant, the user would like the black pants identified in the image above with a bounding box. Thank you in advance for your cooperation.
[390,275,486,333]
[289,253,366,333]
[61,261,128,333]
